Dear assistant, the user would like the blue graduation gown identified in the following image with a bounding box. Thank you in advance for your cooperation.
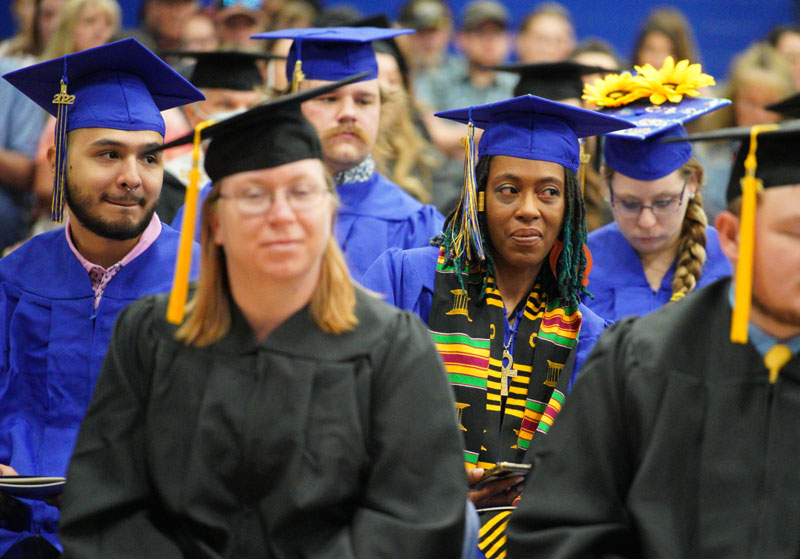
[361,245,608,384]
[0,223,198,555]
[336,172,443,281]
[169,181,212,234]
[585,222,732,322]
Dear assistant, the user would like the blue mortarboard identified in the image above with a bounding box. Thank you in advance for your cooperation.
[251,27,414,90]
[435,95,634,173]
[434,95,633,269]
[2,38,204,222]
[600,97,730,180]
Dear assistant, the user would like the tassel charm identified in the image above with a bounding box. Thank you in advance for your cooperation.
[51,79,75,223]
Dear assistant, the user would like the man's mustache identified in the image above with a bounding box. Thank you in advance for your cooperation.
[320,124,370,143]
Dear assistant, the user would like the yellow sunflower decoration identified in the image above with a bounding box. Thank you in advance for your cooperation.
[633,56,716,105]
[582,71,646,107]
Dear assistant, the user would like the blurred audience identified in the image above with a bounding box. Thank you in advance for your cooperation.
[137,0,198,51]
[516,2,575,64]
[396,0,453,81]
[415,0,514,213]
[40,0,119,59]
[0,56,46,253]
[632,6,700,68]
[570,37,626,84]
[0,0,39,61]
[181,12,219,51]
[767,23,800,89]
[213,0,268,51]
[695,41,796,220]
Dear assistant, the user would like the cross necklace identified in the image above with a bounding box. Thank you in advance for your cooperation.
[501,307,525,397]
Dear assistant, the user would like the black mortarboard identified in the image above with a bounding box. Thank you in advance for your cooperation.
[674,121,800,344]
[157,72,369,181]
[669,121,800,202]
[163,50,284,91]
[490,61,618,101]
[765,92,800,119]
[159,72,369,325]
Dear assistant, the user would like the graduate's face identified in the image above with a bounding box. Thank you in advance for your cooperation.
[484,155,565,276]
[300,79,381,174]
[609,169,696,257]
[60,127,163,241]
[719,185,800,338]
[212,158,334,284]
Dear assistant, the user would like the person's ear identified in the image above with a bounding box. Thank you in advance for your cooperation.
[46,145,57,174]
[715,210,740,265]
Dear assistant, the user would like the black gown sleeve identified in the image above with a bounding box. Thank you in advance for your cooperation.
[59,298,183,559]
[351,311,468,559]
[506,318,640,559]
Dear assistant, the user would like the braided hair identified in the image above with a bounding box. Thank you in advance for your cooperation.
[440,155,590,309]
[670,158,708,300]
[602,157,709,301]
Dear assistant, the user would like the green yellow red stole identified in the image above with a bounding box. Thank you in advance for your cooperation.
[428,247,582,559]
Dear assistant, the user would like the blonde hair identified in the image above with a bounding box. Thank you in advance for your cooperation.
[603,157,708,299]
[41,0,120,60]
[701,42,796,131]
[176,174,358,348]
[373,84,438,204]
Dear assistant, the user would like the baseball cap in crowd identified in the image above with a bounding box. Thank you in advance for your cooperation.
[461,0,509,31]
[398,0,451,30]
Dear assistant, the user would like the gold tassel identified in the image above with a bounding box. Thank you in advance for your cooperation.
[290,60,305,93]
[51,79,75,222]
[166,120,216,325]
[578,141,591,196]
[764,344,792,384]
[730,124,779,344]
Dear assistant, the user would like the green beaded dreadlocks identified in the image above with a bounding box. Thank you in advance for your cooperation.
[439,155,591,309]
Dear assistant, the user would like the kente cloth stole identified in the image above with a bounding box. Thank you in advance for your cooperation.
[428,247,582,467]
[428,247,582,559]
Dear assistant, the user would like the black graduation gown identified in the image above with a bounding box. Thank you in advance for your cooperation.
[506,278,800,559]
[59,289,467,559]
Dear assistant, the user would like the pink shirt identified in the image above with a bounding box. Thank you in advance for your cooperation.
[65,213,162,309]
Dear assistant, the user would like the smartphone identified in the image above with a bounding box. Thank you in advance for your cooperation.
[470,462,531,490]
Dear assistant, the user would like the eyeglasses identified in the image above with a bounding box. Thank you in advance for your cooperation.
[609,180,687,218]
[217,185,327,216]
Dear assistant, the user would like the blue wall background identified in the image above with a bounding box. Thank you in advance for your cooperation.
[0,0,796,80]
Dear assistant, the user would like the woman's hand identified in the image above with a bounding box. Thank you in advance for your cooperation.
[466,467,525,509]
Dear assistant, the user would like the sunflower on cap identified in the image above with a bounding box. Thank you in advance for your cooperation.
[583,56,715,108]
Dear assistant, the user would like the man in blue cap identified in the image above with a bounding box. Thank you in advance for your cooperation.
[0,38,203,558]
[253,27,445,281]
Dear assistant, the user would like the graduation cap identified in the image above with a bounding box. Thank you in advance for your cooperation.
[434,95,633,265]
[764,91,800,119]
[353,14,412,91]
[251,27,414,91]
[599,97,730,181]
[163,50,284,91]
[672,121,800,344]
[2,38,204,222]
[488,61,619,101]
[436,95,634,173]
[156,72,369,325]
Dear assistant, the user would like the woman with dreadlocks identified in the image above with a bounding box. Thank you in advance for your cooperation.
[362,95,632,559]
